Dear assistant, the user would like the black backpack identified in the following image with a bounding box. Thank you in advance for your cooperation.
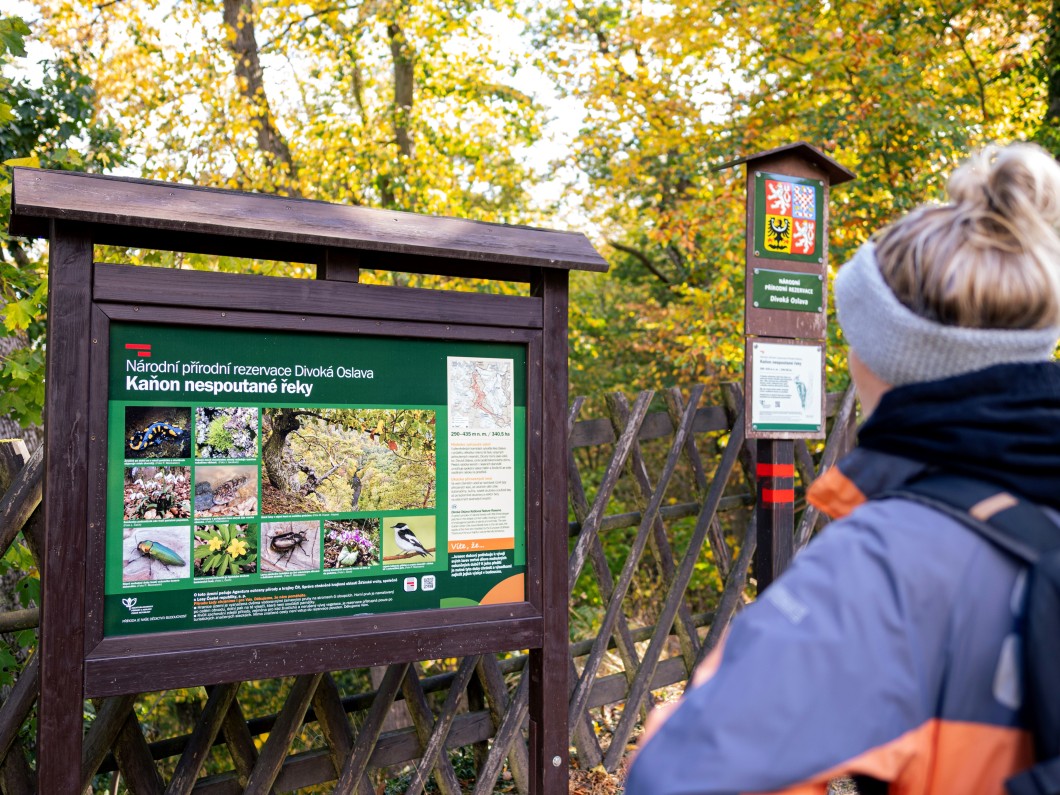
[887,473,1060,795]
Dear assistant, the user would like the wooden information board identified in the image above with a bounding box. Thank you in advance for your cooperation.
[9,169,607,794]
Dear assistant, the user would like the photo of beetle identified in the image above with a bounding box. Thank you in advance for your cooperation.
[122,525,191,582]
[260,521,320,573]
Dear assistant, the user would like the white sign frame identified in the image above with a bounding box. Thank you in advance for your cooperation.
[745,337,826,440]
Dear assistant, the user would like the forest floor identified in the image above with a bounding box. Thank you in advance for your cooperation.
[570,763,858,795]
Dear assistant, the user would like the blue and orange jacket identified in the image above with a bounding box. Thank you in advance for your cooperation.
[626,362,1060,795]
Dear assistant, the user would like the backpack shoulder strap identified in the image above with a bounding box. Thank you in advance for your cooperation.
[882,473,1060,564]
[885,474,1060,795]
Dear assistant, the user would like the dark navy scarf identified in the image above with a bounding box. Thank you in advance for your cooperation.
[856,362,1060,510]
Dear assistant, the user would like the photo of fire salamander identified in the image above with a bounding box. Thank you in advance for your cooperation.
[125,406,192,460]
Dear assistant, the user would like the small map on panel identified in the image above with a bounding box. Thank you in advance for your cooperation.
[448,358,513,431]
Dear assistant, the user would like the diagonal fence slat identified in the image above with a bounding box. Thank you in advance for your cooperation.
[401,665,463,795]
[607,389,704,672]
[566,400,632,765]
[82,695,140,792]
[166,683,239,795]
[602,410,747,768]
[113,705,165,795]
[402,655,480,795]
[0,443,42,561]
[475,655,529,794]
[567,654,604,767]
[0,653,37,766]
[471,668,529,795]
[309,672,359,789]
[215,689,266,792]
[568,387,704,731]
[695,507,758,669]
[795,384,858,550]
[568,404,642,677]
[246,673,322,793]
[0,742,33,795]
[567,391,655,593]
[334,662,408,795]
[664,388,732,578]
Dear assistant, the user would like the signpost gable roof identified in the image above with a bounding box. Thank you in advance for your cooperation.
[714,141,856,185]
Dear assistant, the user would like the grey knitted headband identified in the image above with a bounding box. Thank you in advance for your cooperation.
[833,242,1060,386]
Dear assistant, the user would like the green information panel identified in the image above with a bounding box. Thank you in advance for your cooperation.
[753,171,825,263]
[106,323,527,636]
[752,268,823,313]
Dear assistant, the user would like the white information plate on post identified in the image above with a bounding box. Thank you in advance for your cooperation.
[746,338,825,439]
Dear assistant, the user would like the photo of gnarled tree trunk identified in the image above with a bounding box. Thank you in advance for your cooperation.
[261,407,435,515]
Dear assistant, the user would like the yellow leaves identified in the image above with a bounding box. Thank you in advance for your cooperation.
[3,155,40,168]
[2,299,35,333]
[28,0,543,225]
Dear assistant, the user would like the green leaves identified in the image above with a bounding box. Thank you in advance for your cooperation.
[0,16,29,59]
[0,31,128,429]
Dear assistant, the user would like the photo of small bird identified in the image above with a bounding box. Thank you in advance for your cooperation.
[392,522,431,558]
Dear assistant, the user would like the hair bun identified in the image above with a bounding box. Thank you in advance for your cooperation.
[948,143,1060,233]
[875,142,1060,332]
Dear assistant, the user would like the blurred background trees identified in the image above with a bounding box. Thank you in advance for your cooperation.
[2,0,1057,422]
[533,0,1055,394]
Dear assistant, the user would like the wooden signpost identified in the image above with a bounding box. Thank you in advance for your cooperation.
[717,142,854,589]
[9,169,607,794]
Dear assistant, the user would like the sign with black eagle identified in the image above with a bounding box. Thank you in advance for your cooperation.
[754,171,825,263]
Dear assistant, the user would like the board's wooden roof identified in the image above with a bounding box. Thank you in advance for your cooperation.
[9,169,608,274]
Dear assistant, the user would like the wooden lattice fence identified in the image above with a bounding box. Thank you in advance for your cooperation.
[0,382,856,793]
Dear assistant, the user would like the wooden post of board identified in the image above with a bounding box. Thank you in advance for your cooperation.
[755,440,795,587]
[528,268,569,792]
[39,220,94,793]
[715,142,854,590]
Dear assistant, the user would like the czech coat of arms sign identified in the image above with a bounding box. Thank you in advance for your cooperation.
[754,171,824,262]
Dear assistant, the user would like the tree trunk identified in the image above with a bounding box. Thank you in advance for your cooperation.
[261,409,303,491]
[381,21,415,207]
[389,22,414,158]
[222,0,302,195]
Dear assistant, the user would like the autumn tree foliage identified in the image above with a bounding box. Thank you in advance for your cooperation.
[28,0,543,219]
[5,0,1060,409]
[534,0,1055,395]
[0,14,126,428]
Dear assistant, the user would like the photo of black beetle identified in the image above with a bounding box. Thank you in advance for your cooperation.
[260,521,320,573]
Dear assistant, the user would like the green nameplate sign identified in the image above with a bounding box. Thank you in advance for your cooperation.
[752,268,823,313]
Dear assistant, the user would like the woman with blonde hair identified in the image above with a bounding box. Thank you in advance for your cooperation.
[626,143,1060,794]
